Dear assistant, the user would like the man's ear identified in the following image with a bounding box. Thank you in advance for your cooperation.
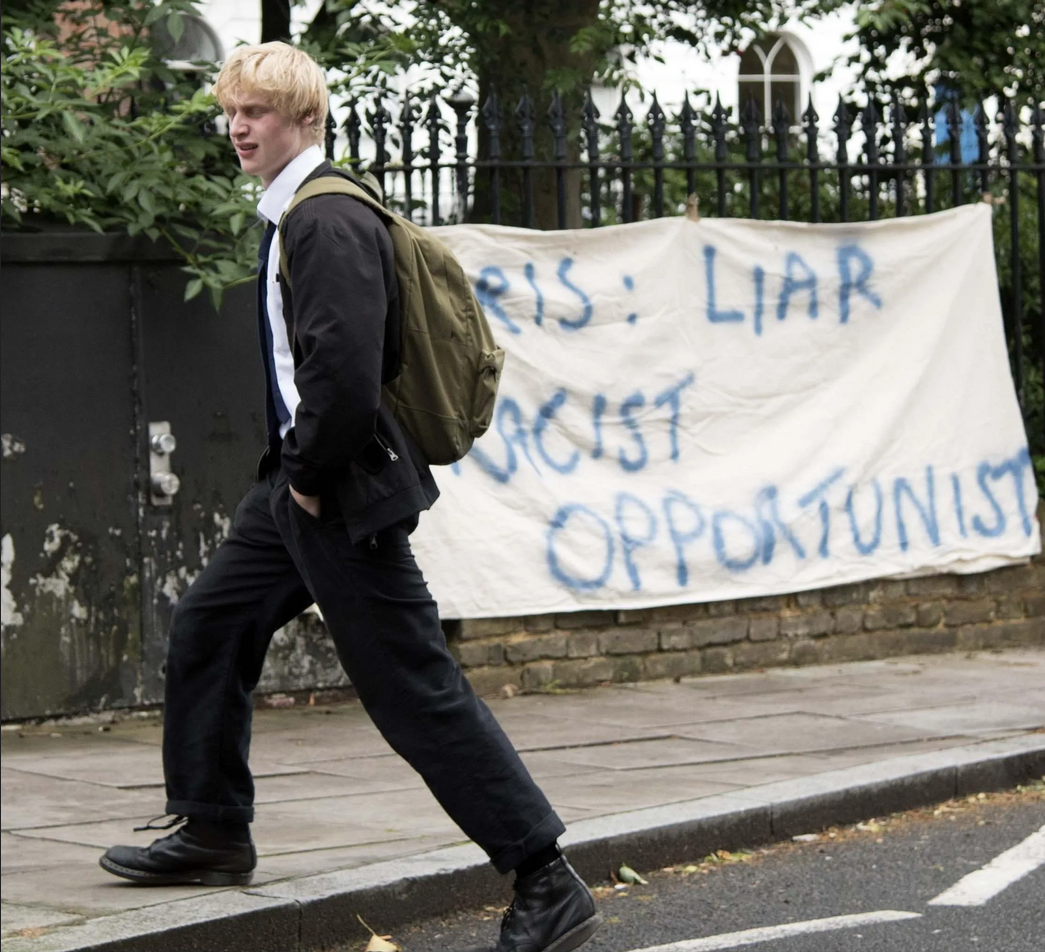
[302,113,316,130]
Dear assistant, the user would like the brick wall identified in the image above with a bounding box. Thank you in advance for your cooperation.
[445,536,1045,696]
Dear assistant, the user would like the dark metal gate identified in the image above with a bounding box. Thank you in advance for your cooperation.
[0,233,264,718]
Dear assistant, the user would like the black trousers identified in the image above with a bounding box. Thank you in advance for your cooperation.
[162,468,564,873]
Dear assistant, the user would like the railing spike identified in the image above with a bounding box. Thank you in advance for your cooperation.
[344,99,362,164]
[710,94,730,164]
[679,93,697,164]
[614,94,634,129]
[582,89,600,125]
[324,104,336,161]
[1001,98,1019,139]
[834,96,853,165]
[973,98,989,164]
[647,92,666,144]
[515,93,536,141]
[582,89,601,158]
[833,96,851,128]
[741,95,761,163]
[481,90,501,132]
[615,94,634,161]
[861,99,879,163]
[482,89,501,159]
[803,94,819,164]
[679,93,695,127]
[802,94,818,126]
[547,89,568,163]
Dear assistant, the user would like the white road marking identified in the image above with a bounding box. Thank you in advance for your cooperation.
[622,910,922,952]
[929,824,1045,907]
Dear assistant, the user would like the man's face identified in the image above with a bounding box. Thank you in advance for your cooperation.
[226,93,314,187]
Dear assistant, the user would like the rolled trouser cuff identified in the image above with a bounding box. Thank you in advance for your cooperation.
[489,810,567,875]
[166,799,254,824]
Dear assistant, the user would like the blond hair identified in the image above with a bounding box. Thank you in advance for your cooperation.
[213,42,328,143]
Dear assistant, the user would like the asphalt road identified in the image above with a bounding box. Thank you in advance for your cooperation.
[376,785,1045,952]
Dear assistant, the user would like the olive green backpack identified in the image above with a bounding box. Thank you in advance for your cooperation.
[278,171,504,465]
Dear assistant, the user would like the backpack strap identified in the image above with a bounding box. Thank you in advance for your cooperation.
[276,171,389,285]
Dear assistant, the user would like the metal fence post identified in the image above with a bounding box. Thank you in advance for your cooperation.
[516,94,536,228]
[583,91,602,226]
[448,88,474,223]
[482,91,503,226]
[1003,100,1025,407]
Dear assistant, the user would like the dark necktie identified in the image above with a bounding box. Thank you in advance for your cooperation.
[256,221,290,446]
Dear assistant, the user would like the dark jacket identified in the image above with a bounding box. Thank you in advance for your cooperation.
[264,161,439,542]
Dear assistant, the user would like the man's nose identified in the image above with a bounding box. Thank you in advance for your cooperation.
[229,113,246,137]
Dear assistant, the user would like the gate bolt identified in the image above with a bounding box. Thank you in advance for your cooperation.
[151,472,181,496]
[150,433,177,455]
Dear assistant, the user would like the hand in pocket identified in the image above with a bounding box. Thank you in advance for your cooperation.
[290,486,321,519]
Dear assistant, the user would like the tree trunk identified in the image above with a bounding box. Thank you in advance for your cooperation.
[260,0,291,43]
[466,0,601,229]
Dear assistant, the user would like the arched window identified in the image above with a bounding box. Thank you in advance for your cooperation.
[738,34,802,122]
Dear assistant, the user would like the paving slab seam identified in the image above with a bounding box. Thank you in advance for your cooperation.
[513,733,679,753]
[4,735,1041,952]
[534,732,1035,773]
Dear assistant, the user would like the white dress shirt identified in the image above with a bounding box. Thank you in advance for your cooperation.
[256,145,326,437]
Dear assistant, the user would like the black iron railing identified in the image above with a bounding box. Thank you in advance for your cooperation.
[324,86,1045,437]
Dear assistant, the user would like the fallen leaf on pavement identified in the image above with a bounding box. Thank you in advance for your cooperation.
[357,915,400,951]
[618,864,648,885]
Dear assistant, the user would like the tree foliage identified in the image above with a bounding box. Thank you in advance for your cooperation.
[293,1,823,227]
[846,0,1045,103]
[299,1,826,101]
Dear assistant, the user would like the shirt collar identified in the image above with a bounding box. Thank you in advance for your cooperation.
[257,145,326,225]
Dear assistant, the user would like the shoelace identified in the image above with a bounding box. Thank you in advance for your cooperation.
[134,814,187,833]
[500,900,517,933]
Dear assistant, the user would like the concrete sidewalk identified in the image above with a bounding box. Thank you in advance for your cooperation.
[2,648,1043,952]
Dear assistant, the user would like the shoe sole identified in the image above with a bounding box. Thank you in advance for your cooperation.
[99,855,253,887]
[544,912,603,952]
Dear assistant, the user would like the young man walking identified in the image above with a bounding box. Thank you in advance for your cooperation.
[99,42,601,952]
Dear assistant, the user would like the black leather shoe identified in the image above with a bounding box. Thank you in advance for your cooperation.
[487,855,602,952]
[99,817,256,886]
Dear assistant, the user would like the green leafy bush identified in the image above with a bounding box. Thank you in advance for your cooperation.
[1,0,259,306]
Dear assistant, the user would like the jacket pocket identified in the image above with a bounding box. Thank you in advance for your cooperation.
[355,436,390,476]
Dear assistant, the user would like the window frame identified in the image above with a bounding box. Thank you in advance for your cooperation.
[737,34,803,123]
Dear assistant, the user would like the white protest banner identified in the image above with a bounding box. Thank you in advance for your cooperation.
[411,204,1040,619]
